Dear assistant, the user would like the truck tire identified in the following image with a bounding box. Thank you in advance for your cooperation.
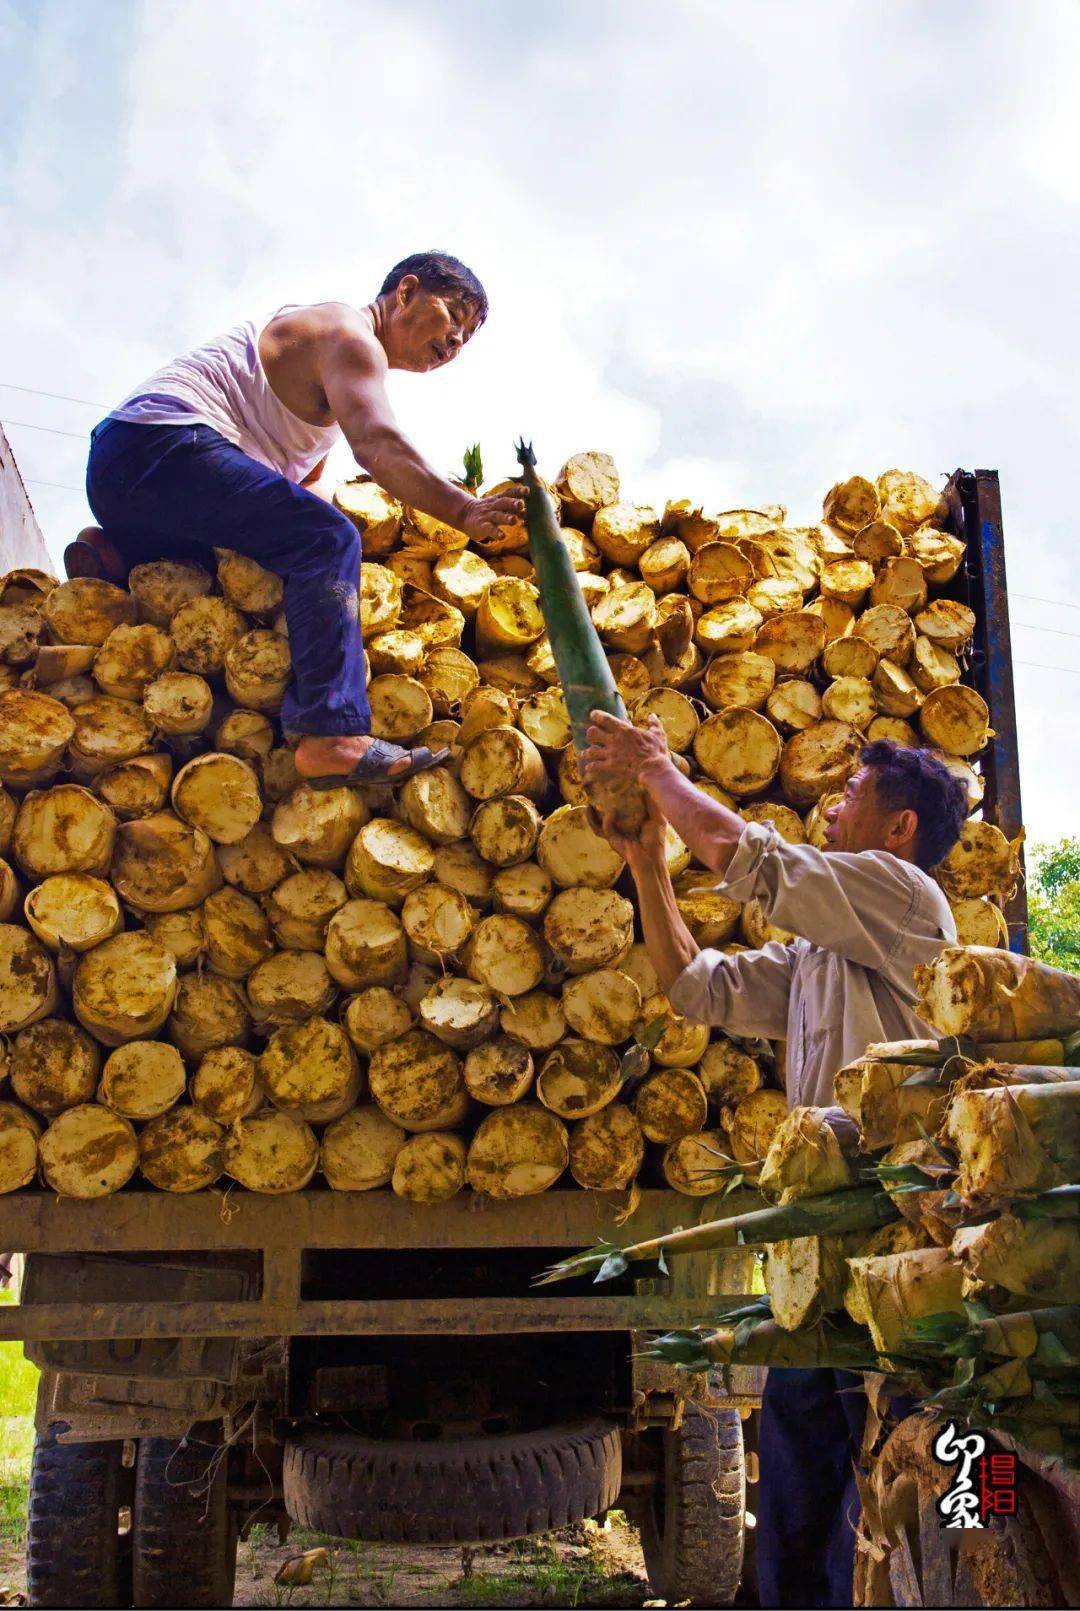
[132,1422,237,1608]
[283,1417,622,1544]
[26,1427,133,1609]
[637,1404,745,1607]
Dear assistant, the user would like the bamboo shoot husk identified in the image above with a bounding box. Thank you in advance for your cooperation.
[218,822,296,896]
[321,1105,406,1191]
[572,1103,644,1191]
[952,1213,1080,1306]
[464,1036,534,1105]
[635,1068,708,1143]
[38,1103,139,1198]
[857,1062,951,1149]
[367,674,433,742]
[24,874,121,954]
[167,972,251,1060]
[368,1030,464,1132]
[0,925,58,1033]
[916,947,1080,1040]
[0,690,74,786]
[468,794,541,868]
[266,869,348,950]
[417,977,499,1050]
[214,547,283,617]
[202,886,275,978]
[562,968,641,1046]
[10,1019,100,1115]
[693,709,781,796]
[258,1016,361,1123]
[99,1039,187,1120]
[111,812,221,913]
[190,1046,261,1125]
[224,629,292,711]
[845,1246,965,1356]
[223,1110,318,1193]
[499,990,566,1051]
[138,1106,224,1193]
[842,1220,934,1324]
[464,913,547,996]
[661,1128,731,1195]
[401,882,475,963]
[779,720,863,805]
[343,987,414,1054]
[466,1102,569,1198]
[398,767,472,845]
[44,578,136,647]
[171,752,262,845]
[96,752,173,819]
[73,693,161,776]
[491,862,553,920]
[392,1131,467,1202]
[432,840,494,906]
[246,949,335,1028]
[0,1100,41,1193]
[273,783,367,870]
[766,1233,858,1330]
[758,1105,855,1203]
[636,994,711,1069]
[537,804,624,890]
[333,478,403,555]
[724,1088,789,1179]
[537,1038,621,1119]
[127,560,212,628]
[945,1082,1080,1198]
[700,650,776,714]
[93,623,174,700]
[555,452,619,522]
[460,725,547,802]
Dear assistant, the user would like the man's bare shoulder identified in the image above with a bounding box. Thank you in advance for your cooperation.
[266,303,386,368]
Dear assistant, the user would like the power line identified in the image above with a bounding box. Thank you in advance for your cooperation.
[25,478,85,493]
[1,418,88,442]
[1015,660,1080,677]
[0,381,107,410]
[1014,592,1080,614]
[1014,621,1080,642]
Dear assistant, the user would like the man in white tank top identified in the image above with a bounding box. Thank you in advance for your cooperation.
[80,252,524,787]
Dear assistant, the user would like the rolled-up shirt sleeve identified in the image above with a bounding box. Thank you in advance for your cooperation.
[668,940,797,1039]
[713,821,950,970]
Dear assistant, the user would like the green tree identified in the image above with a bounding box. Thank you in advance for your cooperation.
[1027,837,1080,973]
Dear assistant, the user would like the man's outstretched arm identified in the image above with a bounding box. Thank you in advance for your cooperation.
[316,317,522,544]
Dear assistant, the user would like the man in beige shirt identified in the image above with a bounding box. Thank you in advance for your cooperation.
[583,715,967,1608]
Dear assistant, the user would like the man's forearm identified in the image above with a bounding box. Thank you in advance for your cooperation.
[351,426,472,530]
[641,758,746,876]
[628,852,700,994]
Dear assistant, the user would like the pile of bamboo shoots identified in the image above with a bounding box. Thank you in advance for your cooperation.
[541,948,1080,1458]
[0,459,1004,1203]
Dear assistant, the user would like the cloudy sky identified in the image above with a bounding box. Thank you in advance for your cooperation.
[2,0,1078,843]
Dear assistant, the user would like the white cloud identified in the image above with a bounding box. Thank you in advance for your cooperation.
[2,0,1078,841]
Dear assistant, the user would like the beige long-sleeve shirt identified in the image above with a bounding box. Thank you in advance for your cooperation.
[667,821,957,1109]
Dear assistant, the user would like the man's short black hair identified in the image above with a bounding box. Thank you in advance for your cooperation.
[379,252,488,324]
[860,739,968,871]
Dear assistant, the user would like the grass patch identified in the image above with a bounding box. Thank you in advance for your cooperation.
[0,1287,38,1550]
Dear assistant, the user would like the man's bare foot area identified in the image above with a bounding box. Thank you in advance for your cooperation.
[293,734,412,779]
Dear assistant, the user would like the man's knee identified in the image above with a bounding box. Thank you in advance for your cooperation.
[290,500,361,573]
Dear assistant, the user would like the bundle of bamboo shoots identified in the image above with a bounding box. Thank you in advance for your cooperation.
[0,457,1006,1203]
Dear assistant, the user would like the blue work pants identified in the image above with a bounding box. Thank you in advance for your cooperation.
[86,419,370,737]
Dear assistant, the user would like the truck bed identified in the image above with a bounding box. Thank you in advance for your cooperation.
[1,1188,755,1342]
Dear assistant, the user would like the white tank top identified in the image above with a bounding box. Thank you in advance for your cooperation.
[110,306,342,482]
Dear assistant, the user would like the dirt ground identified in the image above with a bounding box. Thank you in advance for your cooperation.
[0,1510,653,1608]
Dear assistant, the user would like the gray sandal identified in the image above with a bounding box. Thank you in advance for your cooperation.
[306,738,450,790]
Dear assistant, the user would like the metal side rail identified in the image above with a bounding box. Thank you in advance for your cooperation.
[0,1189,756,1343]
